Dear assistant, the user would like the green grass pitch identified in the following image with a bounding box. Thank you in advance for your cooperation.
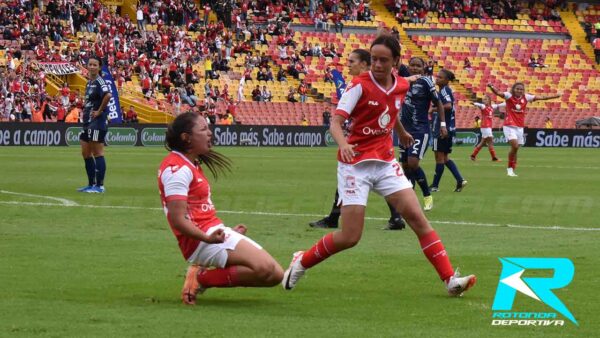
[1,145,598,337]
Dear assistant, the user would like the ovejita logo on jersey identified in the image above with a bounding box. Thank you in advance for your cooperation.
[378,106,391,128]
[491,257,577,327]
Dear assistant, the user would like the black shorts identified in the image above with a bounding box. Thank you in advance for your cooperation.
[79,128,107,143]
[433,136,453,154]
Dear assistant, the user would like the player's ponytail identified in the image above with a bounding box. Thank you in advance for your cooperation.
[440,69,456,82]
[165,112,231,178]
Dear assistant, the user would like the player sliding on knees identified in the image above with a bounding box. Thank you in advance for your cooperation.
[158,112,284,305]
[282,35,476,297]
[487,82,561,176]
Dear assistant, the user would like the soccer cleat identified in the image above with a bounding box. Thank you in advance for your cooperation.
[423,195,433,211]
[492,157,500,162]
[77,185,93,192]
[86,186,105,193]
[181,265,206,305]
[309,217,338,228]
[282,251,306,290]
[446,268,477,297]
[507,168,518,177]
[454,180,468,192]
[470,155,476,161]
[384,217,406,230]
[429,185,439,192]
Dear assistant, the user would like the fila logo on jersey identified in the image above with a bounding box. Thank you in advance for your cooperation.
[197,178,203,183]
[368,100,379,106]
[170,165,180,173]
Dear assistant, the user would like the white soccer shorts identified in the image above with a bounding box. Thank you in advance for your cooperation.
[337,159,413,207]
[480,127,493,138]
[503,126,524,145]
[187,224,262,268]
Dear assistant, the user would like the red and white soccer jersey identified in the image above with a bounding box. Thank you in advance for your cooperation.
[503,92,535,127]
[158,151,222,260]
[335,71,409,164]
[473,102,505,128]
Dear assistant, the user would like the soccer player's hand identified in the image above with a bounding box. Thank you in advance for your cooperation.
[399,131,414,148]
[440,126,448,138]
[233,224,247,235]
[205,229,225,244]
[339,143,356,163]
[405,74,421,83]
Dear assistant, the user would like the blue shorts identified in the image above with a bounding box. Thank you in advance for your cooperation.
[79,128,107,143]
[432,136,453,154]
[400,133,430,162]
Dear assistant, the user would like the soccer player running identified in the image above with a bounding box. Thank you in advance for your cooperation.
[398,56,445,212]
[430,69,468,192]
[488,82,561,176]
[309,49,404,230]
[284,35,476,296]
[470,96,504,161]
[158,112,284,305]
[77,56,111,193]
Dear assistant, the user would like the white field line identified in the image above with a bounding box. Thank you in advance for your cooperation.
[0,199,598,232]
[0,190,79,206]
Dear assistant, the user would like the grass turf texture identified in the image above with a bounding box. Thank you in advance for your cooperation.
[0,146,598,337]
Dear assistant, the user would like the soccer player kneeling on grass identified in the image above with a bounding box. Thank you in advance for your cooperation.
[158,112,284,305]
[282,35,476,297]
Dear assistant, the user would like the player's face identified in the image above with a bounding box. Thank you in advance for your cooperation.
[347,53,367,76]
[408,59,424,76]
[188,116,213,156]
[435,71,448,87]
[370,45,398,81]
[483,96,491,105]
[87,59,100,77]
[513,84,525,97]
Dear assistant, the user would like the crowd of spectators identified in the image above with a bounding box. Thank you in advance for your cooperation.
[390,0,567,24]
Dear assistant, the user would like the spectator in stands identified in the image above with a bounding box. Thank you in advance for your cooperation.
[237,77,245,102]
[126,105,139,123]
[301,115,309,126]
[463,57,473,71]
[252,85,262,102]
[137,7,145,32]
[473,116,481,128]
[322,111,331,127]
[312,43,323,57]
[331,11,344,33]
[528,55,539,67]
[277,67,287,82]
[545,117,553,129]
[257,68,268,81]
[261,86,272,102]
[298,80,308,103]
[287,87,297,103]
[536,55,548,68]
[182,84,198,107]
[594,35,600,64]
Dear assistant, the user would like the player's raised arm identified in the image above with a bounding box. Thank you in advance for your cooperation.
[487,83,504,98]
[532,92,562,101]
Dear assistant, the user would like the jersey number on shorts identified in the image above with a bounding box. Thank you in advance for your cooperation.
[411,138,421,155]
[392,162,402,177]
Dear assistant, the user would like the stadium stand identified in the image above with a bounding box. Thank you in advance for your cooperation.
[0,0,598,128]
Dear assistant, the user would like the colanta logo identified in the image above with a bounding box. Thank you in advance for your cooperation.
[491,257,577,326]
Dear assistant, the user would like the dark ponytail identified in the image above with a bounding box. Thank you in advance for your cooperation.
[165,112,232,178]
[440,69,456,81]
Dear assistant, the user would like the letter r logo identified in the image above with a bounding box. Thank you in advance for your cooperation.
[492,258,577,325]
